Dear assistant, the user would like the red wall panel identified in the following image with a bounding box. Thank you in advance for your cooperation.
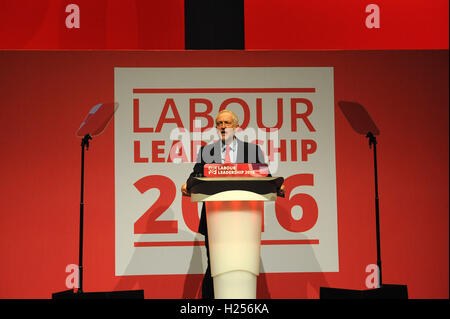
[0,50,447,299]
[0,0,185,49]
[245,0,449,50]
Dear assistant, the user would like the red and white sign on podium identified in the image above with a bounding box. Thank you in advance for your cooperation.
[204,163,269,178]
[188,164,283,299]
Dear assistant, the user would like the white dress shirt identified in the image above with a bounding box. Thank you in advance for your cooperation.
[220,138,238,163]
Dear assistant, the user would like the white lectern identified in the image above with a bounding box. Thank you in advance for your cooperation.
[189,176,283,299]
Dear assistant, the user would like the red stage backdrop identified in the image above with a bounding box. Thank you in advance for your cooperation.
[0,50,448,299]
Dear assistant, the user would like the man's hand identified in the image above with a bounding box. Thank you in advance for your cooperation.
[278,183,286,197]
[181,183,191,197]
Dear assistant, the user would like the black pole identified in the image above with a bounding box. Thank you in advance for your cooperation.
[79,134,91,293]
[366,131,382,287]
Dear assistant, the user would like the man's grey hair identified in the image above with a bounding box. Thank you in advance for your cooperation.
[216,109,239,126]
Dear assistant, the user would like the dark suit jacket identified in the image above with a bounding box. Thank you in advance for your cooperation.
[187,138,268,235]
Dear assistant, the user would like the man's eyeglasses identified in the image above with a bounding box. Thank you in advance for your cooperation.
[216,121,234,128]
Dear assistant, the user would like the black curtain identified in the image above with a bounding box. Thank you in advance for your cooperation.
[185,0,244,50]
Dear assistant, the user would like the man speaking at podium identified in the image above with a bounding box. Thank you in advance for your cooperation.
[181,110,285,299]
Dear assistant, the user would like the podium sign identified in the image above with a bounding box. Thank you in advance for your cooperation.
[204,163,269,177]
